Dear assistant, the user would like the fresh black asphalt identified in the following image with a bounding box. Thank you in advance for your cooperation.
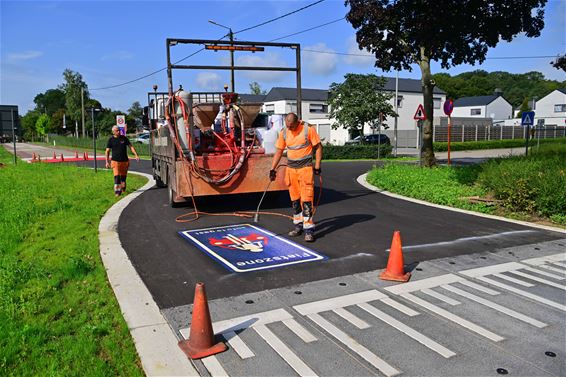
[116,160,564,309]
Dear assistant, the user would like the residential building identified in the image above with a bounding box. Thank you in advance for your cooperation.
[533,89,566,127]
[452,94,513,123]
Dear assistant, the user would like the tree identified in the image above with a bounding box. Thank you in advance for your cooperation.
[345,0,547,166]
[21,110,41,140]
[35,114,51,136]
[58,69,89,131]
[33,89,66,116]
[516,97,531,118]
[552,54,566,72]
[249,82,267,95]
[328,73,395,138]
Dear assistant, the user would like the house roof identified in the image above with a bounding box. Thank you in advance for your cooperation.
[558,88,566,95]
[453,95,511,107]
[239,94,266,103]
[263,77,446,102]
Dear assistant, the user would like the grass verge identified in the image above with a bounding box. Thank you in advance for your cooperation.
[0,147,146,376]
[367,141,566,227]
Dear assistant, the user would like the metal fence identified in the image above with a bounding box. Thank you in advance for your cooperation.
[433,125,566,143]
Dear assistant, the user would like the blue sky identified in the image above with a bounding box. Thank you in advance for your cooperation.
[1,0,564,114]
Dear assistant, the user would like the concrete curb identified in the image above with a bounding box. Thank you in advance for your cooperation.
[357,173,566,234]
[98,172,198,376]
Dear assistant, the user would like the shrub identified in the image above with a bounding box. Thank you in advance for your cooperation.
[323,144,392,160]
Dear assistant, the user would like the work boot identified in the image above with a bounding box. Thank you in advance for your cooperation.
[288,225,303,237]
[304,230,315,242]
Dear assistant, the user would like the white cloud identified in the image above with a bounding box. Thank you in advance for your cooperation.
[343,36,374,66]
[196,72,223,91]
[101,51,134,61]
[7,51,43,62]
[303,43,338,76]
[234,53,288,82]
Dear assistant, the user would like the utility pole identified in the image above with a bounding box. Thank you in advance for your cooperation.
[81,87,85,138]
[208,20,235,92]
[394,70,399,157]
[11,109,17,165]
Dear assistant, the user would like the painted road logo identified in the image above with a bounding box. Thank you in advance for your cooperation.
[179,224,327,273]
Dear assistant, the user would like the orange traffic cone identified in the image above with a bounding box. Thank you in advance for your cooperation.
[84,152,88,160]
[60,153,64,162]
[74,150,79,158]
[31,153,37,162]
[52,152,57,159]
[178,282,227,359]
[379,231,411,282]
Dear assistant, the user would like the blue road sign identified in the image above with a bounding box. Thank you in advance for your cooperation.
[521,111,535,127]
[179,224,327,273]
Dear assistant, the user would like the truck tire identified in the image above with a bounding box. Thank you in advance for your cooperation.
[155,175,166,188]
[168,184,182,207]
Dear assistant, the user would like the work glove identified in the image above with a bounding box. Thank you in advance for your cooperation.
[313,167,321,175]
[269,169,277,181]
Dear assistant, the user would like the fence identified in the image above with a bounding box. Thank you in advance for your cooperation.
[384,125,566,148]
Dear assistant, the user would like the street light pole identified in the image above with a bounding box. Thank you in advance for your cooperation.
[209,20,235,92]
[90,108,100,172]
[11,109,16,165]
[394,70,399,157]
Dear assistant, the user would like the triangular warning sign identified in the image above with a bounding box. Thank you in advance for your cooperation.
[523,113,532,124]
[413,104,426,120]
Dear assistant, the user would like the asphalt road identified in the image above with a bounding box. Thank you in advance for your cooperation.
[118,160,564,309]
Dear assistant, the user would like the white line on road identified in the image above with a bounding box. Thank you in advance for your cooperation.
[254,324,319,377]
[357,303,456,359]
[457,280,500,296]
[202,356,228,377]
[223,331,255,359]
[307,313,400,377]
[521,266,566,281]
[379,297,420,317]
[441,284,547,328]
[507,270,566,290]
[333,308,371,329]
[282,319,317,343]
[293,290,387,316]
[420,288,461,306]
[400,293,504,342]
[476,276,566,312]
[492,273,535,287]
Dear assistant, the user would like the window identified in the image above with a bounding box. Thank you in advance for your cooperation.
[287,102,297,113]
[309,103,328,113]
[433,97,441,109]
[396,96,403,108]
[554,104,566,113]
[470,108,481,115]
[264,104,275,114]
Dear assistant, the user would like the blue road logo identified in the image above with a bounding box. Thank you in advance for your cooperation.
[179,224,327,273]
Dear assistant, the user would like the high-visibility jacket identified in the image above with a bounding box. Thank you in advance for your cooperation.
[275,121,321,168]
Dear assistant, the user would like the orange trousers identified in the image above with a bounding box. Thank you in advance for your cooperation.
[111,160,129,176]
[285,166,314,202]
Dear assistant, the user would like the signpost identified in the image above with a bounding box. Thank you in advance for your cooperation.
[521,111,535,156]
[443,99,454,165]
[116,115,127,136]
[414,105,426,167]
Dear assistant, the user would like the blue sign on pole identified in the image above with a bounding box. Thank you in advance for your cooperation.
[521,111,535,127]
[179,224,327,273]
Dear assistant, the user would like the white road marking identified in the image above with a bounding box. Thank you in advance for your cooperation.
[357,303,456,359]
[223,331,255,359]
[552,261,566,267]
[441,285,547,328]
[308,313,400,377]
[492,273,535,287]
[460,262,529,278]
[521,266,566,281]
[202,356,228,377]
[458,280,500,296]
[380,297,420,317]
[400,293,504,342]
[254,324,318,377]
[282,319,317,343]
[294,290,387,316]
[507,270,566,290]
[384,274,463,295]
[333,308,371,329]
[420,288,461,306]
[476,276,566,312]
[532,264,566,275]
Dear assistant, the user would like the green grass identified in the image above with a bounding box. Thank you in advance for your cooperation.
[433,137,566,152]
[367,141,566,226]
[39,135,151,158]
[0,147,146,376]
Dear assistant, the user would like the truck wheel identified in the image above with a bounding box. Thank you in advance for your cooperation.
[155,175,166,188]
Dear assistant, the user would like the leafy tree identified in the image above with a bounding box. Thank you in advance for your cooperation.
[516,97,531,118]
[58,69,89,134]
[33,89,66,116]
[552,54,566,72]
[345,0,547,167]
[249,82,267,95]
[127,101,143,130]
[20,110,41,140]
[35,114,51,136]
[50,109,67,134]
[328,73,395,138]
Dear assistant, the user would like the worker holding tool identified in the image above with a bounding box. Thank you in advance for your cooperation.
[270,113,322,242]
[105,125,139,197]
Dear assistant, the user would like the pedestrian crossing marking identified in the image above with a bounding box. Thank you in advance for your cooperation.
[507,270,566,290]
[421,288,461,306]
[492,272,535,287]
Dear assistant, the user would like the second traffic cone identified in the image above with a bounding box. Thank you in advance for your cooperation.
[74,150,79,158]
[379,231,411,282]
[84,152,88,160]
[52,151,57,159]
[60,153,64,162]
[178,282,227,359]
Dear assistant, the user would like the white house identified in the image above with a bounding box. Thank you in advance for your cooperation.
[260,78,446,145]
[534,89,566,127]
[452,95,513,123]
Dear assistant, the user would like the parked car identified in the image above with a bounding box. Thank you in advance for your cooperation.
[134,133,150,144]
[346,134,390,145]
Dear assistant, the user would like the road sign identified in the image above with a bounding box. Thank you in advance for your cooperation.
[413,104,426,120]
[521,111,535,127]
[116,115,127,135]
[537,119,545,127]
[443,99,454,116]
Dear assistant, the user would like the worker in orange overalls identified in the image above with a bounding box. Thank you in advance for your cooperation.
[270,113,322,242]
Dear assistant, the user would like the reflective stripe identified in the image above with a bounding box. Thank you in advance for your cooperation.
[283,122,311,150]
[288,154,313,163]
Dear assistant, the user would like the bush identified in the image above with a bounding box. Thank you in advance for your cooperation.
[433,137,566,152]
[323,143,392,160]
